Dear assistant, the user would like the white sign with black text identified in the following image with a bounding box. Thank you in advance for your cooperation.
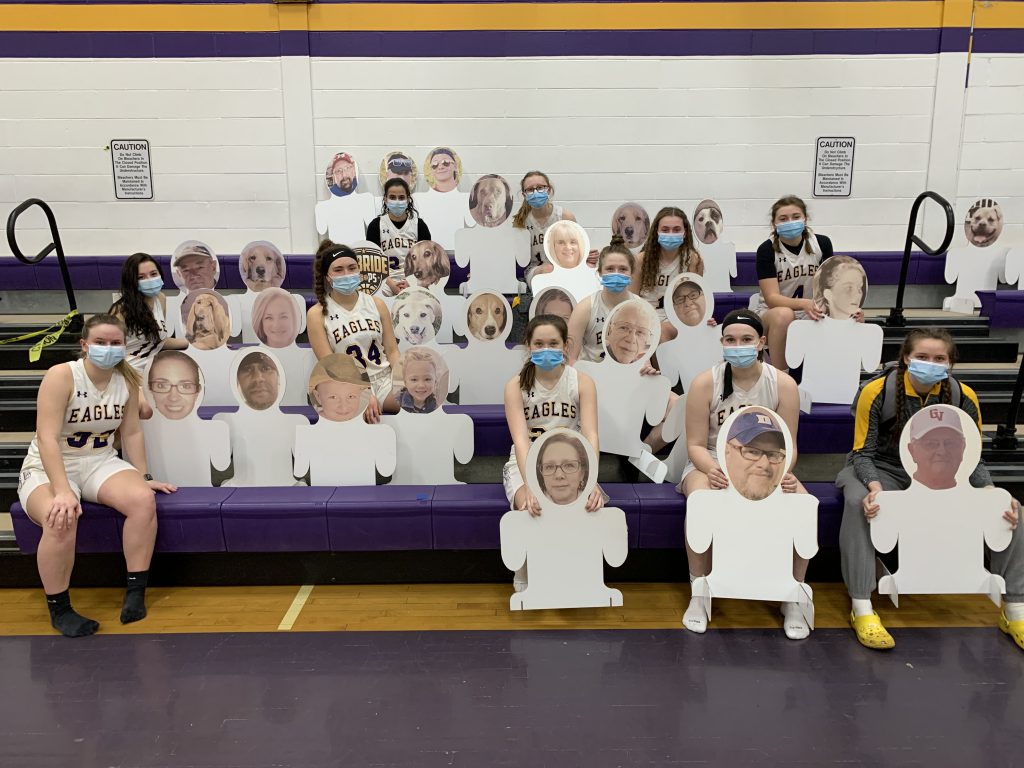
[813,137,855,198]
[110,139,153,200]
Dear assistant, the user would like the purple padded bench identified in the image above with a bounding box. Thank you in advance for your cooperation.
[977,291,1024,329]
[10,499,122,554]
[220,486,332,552]
[327,485,433,551]
[735,252,945,286]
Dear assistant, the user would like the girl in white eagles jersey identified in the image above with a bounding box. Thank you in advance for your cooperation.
[678,309,811,639]
[18,314,176,638]
[511,170,578,284]
[366,178,432,297]
[307,241,401,423]
[568,236,641,363]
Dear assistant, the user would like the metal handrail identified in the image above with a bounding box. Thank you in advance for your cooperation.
[992,354,1024,450]
[6,199,80,323]
[886,191,955,327]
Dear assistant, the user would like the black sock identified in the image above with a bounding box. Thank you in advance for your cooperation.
[46,590,99,638]
[120,570,149,624]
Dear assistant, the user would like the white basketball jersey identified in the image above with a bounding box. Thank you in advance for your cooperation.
[525,205,563,274]
[644,258,682,318]
[25,359,129,463]
[706,361,779,456]
[378,213,420,280]
[125,299,168,374]
[324,292,391,378]
[579,291,641,363]
[767,233,823,301]
[520,365,580,440]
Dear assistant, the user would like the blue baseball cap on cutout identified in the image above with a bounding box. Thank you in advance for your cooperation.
[728,410,785,447]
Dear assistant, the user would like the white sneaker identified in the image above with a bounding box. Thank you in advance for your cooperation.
[683,597,707,634]
[781,602,810,640]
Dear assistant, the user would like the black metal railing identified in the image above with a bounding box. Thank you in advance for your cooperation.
[886,191,955,327]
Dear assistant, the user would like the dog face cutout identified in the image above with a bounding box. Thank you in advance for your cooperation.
[349,240,389,296]
[692,199,724,246]
[379,150,418,191]
[813,255,867,320]
[424,147,462,193]
[181,289,231,350]
[465,290,513,343]
[543,220,591,270]
[469,174,514,228]
[392,287,443,346]
[397,345,450,414]
[326,152,359,197]
[898,404,980,491]
[527,428,599,509]
[405,240,450,290]
[171,240,220,293]
[963,198,1004,248]
[239,240,286,293]
[666,273,712,329]
[602,299,660,365]
[231,348,286,413]
[251,287,300,349]
[144,350,205,421]
[308,353,371,423]
[716,406,794,502]
[530,287,576,325]
[610,202,650,249]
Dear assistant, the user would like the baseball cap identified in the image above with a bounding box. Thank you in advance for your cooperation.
[728,409,785,447]
[172,240,215,266]
[909,406,965,441]
[308,354,370,394]
[721,309,764,338]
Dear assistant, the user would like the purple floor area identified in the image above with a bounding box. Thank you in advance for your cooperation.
[1,628,1023,767]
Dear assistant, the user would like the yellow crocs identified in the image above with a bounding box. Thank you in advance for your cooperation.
[850,611,895,650]
[999,611,1024,652]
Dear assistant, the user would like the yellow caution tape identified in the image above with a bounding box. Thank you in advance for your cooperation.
[0,310,80,362]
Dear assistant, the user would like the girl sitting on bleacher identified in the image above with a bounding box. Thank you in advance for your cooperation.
[567,235,641,364]
[838,327,1024,651]
[17,314,176,637]
[366,178,432,297]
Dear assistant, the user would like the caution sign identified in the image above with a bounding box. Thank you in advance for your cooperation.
[813,137,855,198]
[111,139,153,200]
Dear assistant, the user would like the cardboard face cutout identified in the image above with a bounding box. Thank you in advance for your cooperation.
[350,240,389,296]
[717,406,794,502]
[813,255,867,320]
[308,353,371,423]
[693,199,724,246]
[379,151,417,190]
[530,287,576,324]
[465,290,511,343]
[424,147,462,193]
[392,287,442,346]
[171,240,219,292]
[964,198,1004,248]
[231,348,285,412]
[239,241,285,293]
[610,202,650,250]
[469,174,513,228]
[181,289,231,350]
[397,346,450,414]
[543,220,591,270]
[145,350,204,421]
[405,240,450,290]
[602,299,659,365]
[251,287,301,349]
[899,405,979,491]
[326,152,359,197]
[529,430,596,508]
[668,273,711,328]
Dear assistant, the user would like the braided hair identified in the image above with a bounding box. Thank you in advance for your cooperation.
[518,314,569,392]
[636,207,703,294]
[890,327,958,447]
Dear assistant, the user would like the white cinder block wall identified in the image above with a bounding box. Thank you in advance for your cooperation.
[1,52,1021,258]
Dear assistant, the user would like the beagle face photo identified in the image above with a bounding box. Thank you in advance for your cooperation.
[469,174,513,228]
[611,202,650,249]
[466,291,508,342]
[392,288,442,346]
[239,241,286,293]
[182,290,231,351]
[693,199,724,245]
[964,198,1004,248]
[405,240,450,290]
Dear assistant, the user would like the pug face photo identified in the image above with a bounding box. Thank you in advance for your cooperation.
[964,198,1004,248]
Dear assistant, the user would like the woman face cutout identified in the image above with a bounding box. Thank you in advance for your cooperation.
[536,292,573,324]
[823,266,864,320]
[259,294,296,348]
[403,358,437,408]
[551,228,582,268]
[672,282,705,327]
[538,439,585,505]
[148,356,201,421]
[606,303,652,363]
[315,379,365,422]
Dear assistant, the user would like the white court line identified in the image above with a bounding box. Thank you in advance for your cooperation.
[277,584,314,631]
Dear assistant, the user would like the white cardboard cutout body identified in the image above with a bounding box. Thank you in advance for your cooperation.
[531,264,600,305]
[661,393,690,486]
[786,318,883,404]
[382,409,474,485]
[656,273,724,392]
[454,223,531,295]
[294,418,396,486]
[1003,246,1024,289]
[182,345,237,407]
[575,300,670,482]
[532,220,598,303]
[500,429,628,610]
[260,343,317,407]
[315,193,376,245]
[872,404,1011,606]
[696,240,737,294]
[447,291,523,405]
[215,348,307,486]
[417,189,472,250]
[944,245,1009,311]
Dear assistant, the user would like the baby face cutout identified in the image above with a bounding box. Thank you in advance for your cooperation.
[252,287,300,348]
[667,272,712,329]
[350,240,389,296]
[692,199,724,245]
[398,346,449,414]
[899,404,980,491]
[717,406,794,502]
[171,240,219,293]
[145,350,204,421]
[379,151,418,190]
[181,290,231,350]
[308,353,371,422]
[405,240,450,289]
[611,202,650,249]
[527,428,599,509]
[602,299,659,365]
[813,255,867,320]
[326,152,359,197]
[239,241,286,293]
[232,348,285,412]
[530,287,576,325]
[964,198,1003,248]
[469,174,513,228]
[424,147,461,193]
[465,291,512,343]
[543,220,591,270]
[392,287,443,346]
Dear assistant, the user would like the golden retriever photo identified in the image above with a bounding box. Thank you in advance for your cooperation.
[469,174,513,228]
[466,292,507,341]
[964,198,1004,248]
[405,240,450,289]
[239,241,286,293]
[693,199,724,245]
[611,202,650,248]
[183,290,231,350]
[392,288,442,346]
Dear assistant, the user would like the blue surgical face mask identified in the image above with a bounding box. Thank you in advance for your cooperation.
[87,344,126,369]
[331,274,362,295]
[138,276,163,297]
[531,349,564,371]
[658,233,685,250]
[600,273,631,293]
[386,200,409,217]
[525,190,549,209]
[907,359,949,386]
[723,345,758,368]
[775,220,806,239]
